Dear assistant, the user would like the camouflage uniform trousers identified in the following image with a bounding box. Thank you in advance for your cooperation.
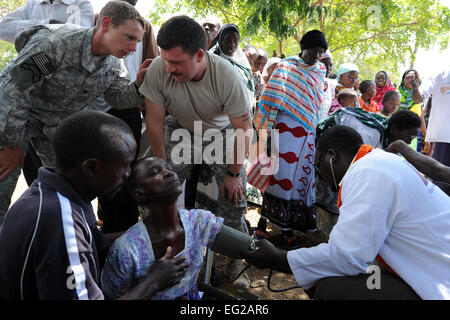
[316,207,339,238]
[0,131,56,225]
[163,116,248,235]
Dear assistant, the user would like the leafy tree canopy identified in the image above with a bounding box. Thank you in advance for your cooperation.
[0,0,26,70]
[1,0,449,83]
[148,0,450,83]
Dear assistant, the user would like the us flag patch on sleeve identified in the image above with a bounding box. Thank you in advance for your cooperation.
[30,52,55,76]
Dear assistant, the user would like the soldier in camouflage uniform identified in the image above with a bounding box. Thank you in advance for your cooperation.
[0,1,150,224]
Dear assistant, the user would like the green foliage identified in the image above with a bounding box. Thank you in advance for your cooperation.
[147,0,450,82]
[0,0,26,16]
[0,0,26,71]
[0,42,16,71]
[1,0,448,82]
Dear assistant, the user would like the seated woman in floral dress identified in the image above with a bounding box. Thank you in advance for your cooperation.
[100,157,256,300]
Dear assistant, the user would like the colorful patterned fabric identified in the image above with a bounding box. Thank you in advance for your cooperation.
[257,56,326,134]
[315,108,388,219]
[398,69,421,111]
[359,97,380,113]
[248,57,325,193]
[317,107,389,148]
[373,71,395,110]
[261,192,317,232]
[100,209,224,300]
[398,85,415,110]
[327,85,346,115]
[260,112,318,232]
[251,57,325,231]
[398,86,424,152]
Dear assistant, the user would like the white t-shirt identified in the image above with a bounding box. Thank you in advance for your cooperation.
[421,69,450,143]
[319,78,338,121]
[340,113,382,148]
[287,148,450,299]
[0,0,94,43]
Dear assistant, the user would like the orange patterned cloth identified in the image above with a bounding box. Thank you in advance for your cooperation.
[359,97,380,113]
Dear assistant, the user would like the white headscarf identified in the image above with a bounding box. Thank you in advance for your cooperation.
[262,57,281,78]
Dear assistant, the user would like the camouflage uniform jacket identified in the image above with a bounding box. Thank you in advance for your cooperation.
[0,24,143,148]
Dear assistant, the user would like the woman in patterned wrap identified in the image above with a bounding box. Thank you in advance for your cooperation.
[250,30,327,248]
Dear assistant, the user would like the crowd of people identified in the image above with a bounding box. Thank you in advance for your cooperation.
[0,0,448,301]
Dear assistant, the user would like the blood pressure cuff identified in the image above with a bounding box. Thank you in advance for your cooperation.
[210,224,256,258]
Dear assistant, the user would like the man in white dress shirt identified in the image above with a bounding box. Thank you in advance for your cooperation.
[0,0,94,42]
[243,125,450,300]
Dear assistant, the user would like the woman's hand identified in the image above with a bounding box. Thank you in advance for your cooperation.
[148,246,189,292]
[119,246,189,300]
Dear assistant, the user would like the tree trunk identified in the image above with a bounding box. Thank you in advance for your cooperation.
[279,38,284,58]
[410,33,419,69]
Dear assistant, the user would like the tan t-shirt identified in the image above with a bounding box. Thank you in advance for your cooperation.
[140,51,252,133]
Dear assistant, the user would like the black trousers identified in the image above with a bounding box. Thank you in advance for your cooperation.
[307,271,421,300]
[97,107,142,233]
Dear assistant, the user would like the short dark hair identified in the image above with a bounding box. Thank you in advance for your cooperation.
[53,111,134,171]
[359,80,376,94]
[317,125,363,157]
[300,29,328,50]
[157,16,206,56]
[383,90,401,103]
[388,110,421,131]
[337,88,358,104]
[97,0,144,28]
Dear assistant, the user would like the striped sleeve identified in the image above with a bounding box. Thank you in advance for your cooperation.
[34,192,103,300]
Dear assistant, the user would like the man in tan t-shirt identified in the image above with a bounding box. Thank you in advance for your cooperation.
[140,15,253,288]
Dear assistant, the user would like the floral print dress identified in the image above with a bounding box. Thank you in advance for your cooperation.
[100,209,224,300]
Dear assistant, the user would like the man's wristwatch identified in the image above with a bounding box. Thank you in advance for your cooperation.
[227,170,241,178]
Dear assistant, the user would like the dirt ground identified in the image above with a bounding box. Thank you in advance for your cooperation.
[200,204,329,301]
